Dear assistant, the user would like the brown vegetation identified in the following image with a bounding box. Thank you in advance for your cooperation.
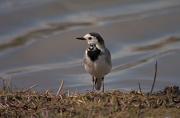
[0,86,179,118]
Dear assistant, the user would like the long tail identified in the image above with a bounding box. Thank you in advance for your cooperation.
[94,77,104,91]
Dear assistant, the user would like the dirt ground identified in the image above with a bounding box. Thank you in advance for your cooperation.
[0,86,179,118]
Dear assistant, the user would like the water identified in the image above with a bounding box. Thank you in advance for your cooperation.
[0,0,180,92]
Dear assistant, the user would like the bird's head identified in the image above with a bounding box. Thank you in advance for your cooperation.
[76,32,105,50]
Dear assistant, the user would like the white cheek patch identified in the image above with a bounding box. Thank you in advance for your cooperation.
[96,43,105,52]
[88,40,97,44]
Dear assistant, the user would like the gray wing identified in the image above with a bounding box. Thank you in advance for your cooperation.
[105,48,112,66]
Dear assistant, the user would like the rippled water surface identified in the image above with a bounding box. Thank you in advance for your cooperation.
[0,0,180,92]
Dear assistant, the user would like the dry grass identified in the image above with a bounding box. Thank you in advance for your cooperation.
[0,86,179,118]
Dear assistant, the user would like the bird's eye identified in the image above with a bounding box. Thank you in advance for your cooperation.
[88,37,92,40]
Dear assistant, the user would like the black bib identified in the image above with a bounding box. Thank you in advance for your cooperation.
[87,44,101,62]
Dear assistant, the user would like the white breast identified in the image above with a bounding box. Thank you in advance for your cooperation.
[83,53,112,78]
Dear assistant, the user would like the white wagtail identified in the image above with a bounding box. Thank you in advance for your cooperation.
[76,32,112,92]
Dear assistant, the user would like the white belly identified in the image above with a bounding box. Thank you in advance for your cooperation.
[84,55,112,78]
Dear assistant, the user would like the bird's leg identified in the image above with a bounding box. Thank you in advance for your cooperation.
[92,76,95,91]
[102,77,104,92]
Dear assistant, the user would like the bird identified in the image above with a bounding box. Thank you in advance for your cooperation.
[76,32,112,92]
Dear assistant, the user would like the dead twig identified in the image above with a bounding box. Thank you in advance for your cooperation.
[138,82,142,94]
[1,74,12,92]
[23,84,38,92]
[150,60,158,94]
[56,80,64,96]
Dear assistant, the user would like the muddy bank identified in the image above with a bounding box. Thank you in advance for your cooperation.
[0,86,179,117]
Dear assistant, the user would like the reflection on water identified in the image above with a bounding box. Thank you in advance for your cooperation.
[0,22,93,51]
[132,37,180,52]
[0,0,180,92]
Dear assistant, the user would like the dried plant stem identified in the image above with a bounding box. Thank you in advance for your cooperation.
[56,80,64,96]
[150,60,158,94]
[2,78,12,92]
[138,82,142,94]
[23,84,38,92]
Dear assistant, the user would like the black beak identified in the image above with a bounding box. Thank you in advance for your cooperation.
[76,37,86,40]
